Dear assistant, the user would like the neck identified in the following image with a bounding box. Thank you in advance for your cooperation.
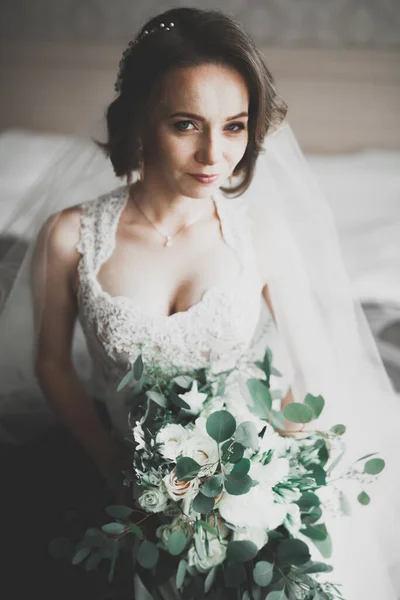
[128,172,215,229]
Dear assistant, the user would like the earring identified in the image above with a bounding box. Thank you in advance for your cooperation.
[137,139,145,182]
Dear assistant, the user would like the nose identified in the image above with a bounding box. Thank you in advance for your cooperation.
[196,130,223,166]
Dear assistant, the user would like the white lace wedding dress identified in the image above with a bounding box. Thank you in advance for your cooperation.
[75,184,271,599]
[73,185,398,600]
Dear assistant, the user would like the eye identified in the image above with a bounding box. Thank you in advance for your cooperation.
[226,122,246,132]
[173,120,196,131]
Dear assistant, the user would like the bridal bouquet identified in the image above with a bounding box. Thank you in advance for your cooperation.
[51,349,385,600]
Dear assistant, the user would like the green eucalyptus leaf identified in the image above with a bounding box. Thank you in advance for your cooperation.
[226,441,245,463]
[193,492,215,514]
[226,540,258,563]
[234,421,259,451]
[101,522,125,536]
[117,368,134,392]
[137,540,159,568]
[200,475,223,498]
[167,530,187,556]
[175,456,201,482]
[231,458,251,474]
[364,458,385,475]
[300,523,328,541]
[283,403,313,424]
[79,528,104,549]
[170,392,191,410]
[204,565,218,594]
[105,505,133,519]
[224,472,253,496]
[129,522,144,539]
[358,491,371,505]
[296,561,333,574]
[197,520,218,536]
[296,492,321,510]
[253,561,274,587]
[304,394,325,419]
[270,410,286,429]
[85,550,102,571]
[312,533,333,559]
[133,354,144,380]
[307,464,327,486]
[72,547,91,565]
[176,558,187,589]
[271,366,282,377]
[247,379,272,419]
[276,539,311,566]
[330,424,346,436]
[146,390,167,408]
[206,410,236,443]
[266,590,288,600]
[339,491,352,516]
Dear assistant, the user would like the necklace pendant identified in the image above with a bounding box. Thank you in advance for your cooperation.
[165,236,172,247]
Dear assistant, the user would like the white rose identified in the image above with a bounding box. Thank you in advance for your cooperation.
[224,397,265,433]
[187,538,228,573]
[156,517,181,547]
[283,503,302,536]
[250,457,290,487]
[156,424,187,460]
[218,486,287,531]
[199,396,225,419]
[232,527,269,550]
[258,424,288,455]
[163,468,199,502]
[138,487,169,513]
[182,435,219,476]
[132,421,146,451]
[179,380,208,415]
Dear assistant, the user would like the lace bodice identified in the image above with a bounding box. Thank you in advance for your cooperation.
[76,185,271,439]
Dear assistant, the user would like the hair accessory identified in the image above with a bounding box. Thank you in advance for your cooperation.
[114,21,176,93]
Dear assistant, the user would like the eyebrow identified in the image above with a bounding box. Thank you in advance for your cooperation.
[168,111,248,122]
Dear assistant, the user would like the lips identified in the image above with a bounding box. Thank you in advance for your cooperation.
[189,174,219,184]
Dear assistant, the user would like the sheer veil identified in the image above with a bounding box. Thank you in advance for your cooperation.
[0,111,399,598]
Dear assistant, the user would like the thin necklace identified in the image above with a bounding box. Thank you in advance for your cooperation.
[130,189,212,248]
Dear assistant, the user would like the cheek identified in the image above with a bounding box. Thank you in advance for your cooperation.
[153,130,193,165]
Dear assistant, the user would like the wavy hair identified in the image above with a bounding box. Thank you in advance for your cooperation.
[96,7,287,197]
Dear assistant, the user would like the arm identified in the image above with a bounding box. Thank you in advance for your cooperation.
[31,208,127,484]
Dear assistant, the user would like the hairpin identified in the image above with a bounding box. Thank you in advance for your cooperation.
[114,21,176,93]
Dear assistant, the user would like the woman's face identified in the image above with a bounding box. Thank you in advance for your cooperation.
[143,63,249,198]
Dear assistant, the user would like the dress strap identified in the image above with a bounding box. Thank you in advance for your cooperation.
[76,185,128,276]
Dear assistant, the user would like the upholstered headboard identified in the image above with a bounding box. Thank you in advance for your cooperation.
[0,41,399,153]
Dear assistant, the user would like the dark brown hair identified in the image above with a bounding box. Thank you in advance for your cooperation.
[96,7,287,197]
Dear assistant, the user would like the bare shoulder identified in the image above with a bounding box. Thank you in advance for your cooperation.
[32,204,85,296]
[35,204,83,262]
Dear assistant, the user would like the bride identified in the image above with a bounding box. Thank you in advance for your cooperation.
[2,6,400,600]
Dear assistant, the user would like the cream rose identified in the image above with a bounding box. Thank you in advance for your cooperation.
[187,538,228,573]
[156,424,187,460]
[163,468,199,502]
[182,435,219,476]
[138,486,169,513]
